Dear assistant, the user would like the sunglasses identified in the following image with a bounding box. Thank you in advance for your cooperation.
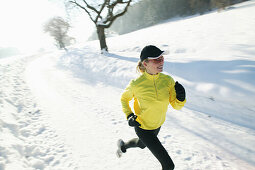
[148,56,164,63]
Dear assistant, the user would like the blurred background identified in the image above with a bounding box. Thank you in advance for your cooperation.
[0,0,248,57]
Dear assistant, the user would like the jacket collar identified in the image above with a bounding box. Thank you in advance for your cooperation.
[144,71,160,80]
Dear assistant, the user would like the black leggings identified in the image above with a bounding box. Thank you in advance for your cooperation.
[124,127,175,170]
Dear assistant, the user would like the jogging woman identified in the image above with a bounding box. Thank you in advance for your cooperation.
[117,45,186,170]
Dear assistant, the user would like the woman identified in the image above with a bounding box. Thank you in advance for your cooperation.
[117,45,186,170]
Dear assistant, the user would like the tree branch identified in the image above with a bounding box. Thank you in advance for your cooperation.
[69,0,96,23]
[95,0,108,23]
[68,0,132,29]
[82,0,100,14]
[104,0,132,28]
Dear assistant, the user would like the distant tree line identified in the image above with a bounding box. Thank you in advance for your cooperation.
[108,0,248,35]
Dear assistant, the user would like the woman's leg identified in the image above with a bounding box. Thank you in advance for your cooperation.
[123,127,160,150]
[135,127,175,170]
[124,138,146,149]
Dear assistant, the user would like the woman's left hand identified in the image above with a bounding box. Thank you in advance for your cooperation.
[127,113,141,127]
[175,81,186,102]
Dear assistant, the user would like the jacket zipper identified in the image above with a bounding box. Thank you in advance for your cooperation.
[153,75,158,100]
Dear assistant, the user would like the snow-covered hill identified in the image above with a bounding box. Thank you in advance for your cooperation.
[1,1,255,170]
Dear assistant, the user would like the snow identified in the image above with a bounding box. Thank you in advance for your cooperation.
[1,1,255,169]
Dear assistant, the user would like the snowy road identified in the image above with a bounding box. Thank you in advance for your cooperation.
[20,52,255,170]
[0,55,76,170]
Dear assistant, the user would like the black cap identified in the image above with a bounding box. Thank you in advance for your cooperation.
[140,45,164,62]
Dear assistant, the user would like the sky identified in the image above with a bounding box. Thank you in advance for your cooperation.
[0,0,94,54]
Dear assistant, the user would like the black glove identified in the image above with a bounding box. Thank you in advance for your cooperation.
[127,113,141,127]
[175,81,186,102]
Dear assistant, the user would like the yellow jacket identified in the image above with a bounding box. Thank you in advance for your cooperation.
[121,71,186,130]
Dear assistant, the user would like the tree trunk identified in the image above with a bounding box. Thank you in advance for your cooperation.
[58,40,68,52]
[97,26,108,52]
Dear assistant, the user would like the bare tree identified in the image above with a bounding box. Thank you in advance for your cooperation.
[44,16,74,51]
[68,0,132,52]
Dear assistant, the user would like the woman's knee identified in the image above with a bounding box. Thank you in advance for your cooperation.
[137,139,146,149]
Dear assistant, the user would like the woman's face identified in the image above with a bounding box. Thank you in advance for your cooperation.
[143,56,164,75]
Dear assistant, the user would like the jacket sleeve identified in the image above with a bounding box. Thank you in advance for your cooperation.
[121,81,134,119]
[169,78,186,110]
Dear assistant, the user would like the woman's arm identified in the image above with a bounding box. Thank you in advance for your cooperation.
[121,81,134,118]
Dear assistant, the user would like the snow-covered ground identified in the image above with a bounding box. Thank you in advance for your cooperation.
[1,1,255,169]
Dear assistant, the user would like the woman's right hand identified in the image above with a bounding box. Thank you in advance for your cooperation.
[127,113,141,127]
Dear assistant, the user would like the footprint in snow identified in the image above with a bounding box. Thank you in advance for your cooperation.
[184,157,192,161]
[176,150,182,155]
[162,135,171,144]
[111,118,123,125]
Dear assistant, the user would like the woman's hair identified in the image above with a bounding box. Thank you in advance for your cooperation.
[136,59,148,73]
